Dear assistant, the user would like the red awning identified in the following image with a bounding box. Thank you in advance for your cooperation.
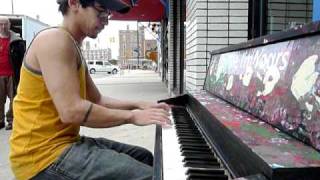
[110,0,165,22]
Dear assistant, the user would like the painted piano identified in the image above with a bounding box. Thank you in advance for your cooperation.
[154,21,320,180]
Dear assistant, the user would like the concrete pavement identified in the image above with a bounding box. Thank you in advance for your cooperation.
[0,70,169,180]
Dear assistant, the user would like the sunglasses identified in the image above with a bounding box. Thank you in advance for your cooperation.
[91,5,112,21]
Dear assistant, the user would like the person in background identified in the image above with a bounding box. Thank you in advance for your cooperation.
[9,0,170,179]
[0,16,25,131]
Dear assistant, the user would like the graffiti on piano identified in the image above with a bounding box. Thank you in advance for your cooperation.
[205,35,320,151]
[190,90,320,168]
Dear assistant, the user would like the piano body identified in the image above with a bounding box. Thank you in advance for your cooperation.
[154,22,320,180]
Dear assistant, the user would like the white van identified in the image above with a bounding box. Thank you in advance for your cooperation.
[87,60,120,74]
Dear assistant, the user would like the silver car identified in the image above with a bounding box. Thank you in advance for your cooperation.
[87,60,120,74]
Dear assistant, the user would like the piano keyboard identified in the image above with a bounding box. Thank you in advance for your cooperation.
[162,106,229,180]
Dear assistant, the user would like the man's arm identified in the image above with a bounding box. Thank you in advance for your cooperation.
[35,29,170,128]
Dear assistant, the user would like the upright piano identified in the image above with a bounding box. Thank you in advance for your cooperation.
[153,22,320,180]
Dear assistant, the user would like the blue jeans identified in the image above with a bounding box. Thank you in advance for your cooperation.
[0,76,14,125]
[31,136,153,180]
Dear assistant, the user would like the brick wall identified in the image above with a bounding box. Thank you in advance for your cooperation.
[185,0,249,91]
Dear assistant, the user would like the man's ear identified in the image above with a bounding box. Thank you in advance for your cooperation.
[68,0,80,12]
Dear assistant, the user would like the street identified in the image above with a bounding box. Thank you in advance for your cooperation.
[0,70,169,179]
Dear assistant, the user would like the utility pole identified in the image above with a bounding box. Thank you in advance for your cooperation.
[11,0,14,14]
[137,21,140,69]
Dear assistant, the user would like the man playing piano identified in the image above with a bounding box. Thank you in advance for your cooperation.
[9,0,170,179]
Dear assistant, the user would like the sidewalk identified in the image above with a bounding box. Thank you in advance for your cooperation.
[0,70,169,179]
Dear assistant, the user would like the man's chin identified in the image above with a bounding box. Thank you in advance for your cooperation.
[88,33,98,39]
[88,29,103,39]
[90,35,98,39]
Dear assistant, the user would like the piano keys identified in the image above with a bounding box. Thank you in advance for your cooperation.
[162,107,230,180]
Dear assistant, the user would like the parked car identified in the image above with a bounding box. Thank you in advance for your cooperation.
[87,60,120,74]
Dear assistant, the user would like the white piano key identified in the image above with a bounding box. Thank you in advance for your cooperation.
[162,112,187,180]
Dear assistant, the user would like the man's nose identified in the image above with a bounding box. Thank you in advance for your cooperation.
[99,13,110,26]
[102,20,109,26]
[100,18,109,26]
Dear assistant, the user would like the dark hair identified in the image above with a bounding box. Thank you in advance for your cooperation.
[57,0,96,15]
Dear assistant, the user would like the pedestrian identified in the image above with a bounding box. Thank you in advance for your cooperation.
[0,16,25,131]
[9,0,170,180]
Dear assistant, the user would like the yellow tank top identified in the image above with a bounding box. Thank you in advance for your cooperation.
[9,28,87,180]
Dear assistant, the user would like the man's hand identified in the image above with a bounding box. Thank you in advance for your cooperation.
[130,108,171,126]
[137,101,170,111]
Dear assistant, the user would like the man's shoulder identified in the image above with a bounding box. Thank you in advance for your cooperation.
[34,28,74,51]
[36,28,70,43]
[33,28,78,62]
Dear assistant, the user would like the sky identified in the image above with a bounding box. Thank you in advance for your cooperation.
[0,0,157,59]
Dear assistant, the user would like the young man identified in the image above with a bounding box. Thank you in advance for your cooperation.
[9,0,170,179]
[0,16,25,131]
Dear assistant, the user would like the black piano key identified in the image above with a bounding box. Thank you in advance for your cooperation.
[186,167,228,180]
[183,154,217,161]
[187,173,228,180]
[175,125,195,129]
[184,159,220,166]
[187,174,228,180]
[178,132,201,136]
[187,177,227,180]
[177,132,202,137]
[181,146,211,152]
[182,150,214,156]
[180,145,210,149]
[179,137,203,141]
[184,161,221,169]
[178,136,204,140]
[179,139,207,144]
[178,134,203,139]
[188,167,226,173]
[187,168,226,176]
[170,106,229,180]
[177,129,201,133]
[179,138,205,143]
[180,142,208,147]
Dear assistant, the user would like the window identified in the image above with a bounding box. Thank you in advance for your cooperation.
[249,0,313,39]
[96,61,103,65]
[104,62,111,66]
[267,0,313,34]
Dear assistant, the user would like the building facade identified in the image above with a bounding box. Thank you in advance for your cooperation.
[119,25,145,66]
[145,39,157,52]
[82,48,112,62]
